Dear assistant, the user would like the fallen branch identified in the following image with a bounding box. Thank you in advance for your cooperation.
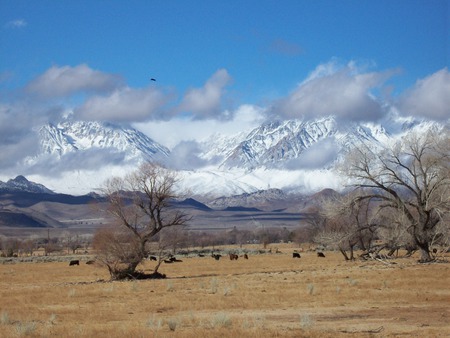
[339,326,384,334]
[369,253,394,265]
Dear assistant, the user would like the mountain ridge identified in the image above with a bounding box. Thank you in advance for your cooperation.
[2,115,447,196]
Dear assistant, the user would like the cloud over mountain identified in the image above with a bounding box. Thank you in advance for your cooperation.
[178,69,232,119]
[274,61,394,123]
[74,86,173,122]
[397,68,450,121]
[25,64,123,98]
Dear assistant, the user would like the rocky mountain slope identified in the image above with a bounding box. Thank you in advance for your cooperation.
[37,119,170,162]
[2,115,446,197]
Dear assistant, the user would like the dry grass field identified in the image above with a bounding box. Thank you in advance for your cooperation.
[0,246,449,337]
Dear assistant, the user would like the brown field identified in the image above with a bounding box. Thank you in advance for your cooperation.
[0,246,449,337]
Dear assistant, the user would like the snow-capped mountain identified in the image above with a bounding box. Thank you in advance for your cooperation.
[199,116,392,171]
[37,119,170,162]
[217,118,337,169]
[3,114,446,197]
[0,175,54,194]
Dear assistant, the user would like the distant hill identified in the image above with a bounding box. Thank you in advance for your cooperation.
[0,210,49,228]
[0,176,54,194]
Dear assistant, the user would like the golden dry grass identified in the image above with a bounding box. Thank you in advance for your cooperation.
[0,246,449,337]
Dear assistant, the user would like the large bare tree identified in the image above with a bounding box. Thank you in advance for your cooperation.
[342,129,450,262]
[314,192,379,260]
[93,163,191,280]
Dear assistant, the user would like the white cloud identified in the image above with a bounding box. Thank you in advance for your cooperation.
[6,19,27,28]
[285,137,339,170]
[178,69,232,119]
[275,61,393,123]
[134,104,266,148]
[26,64,122,98]
[0,103,53,168]
[163,141,209,170]
[397,68,450,121]
[74,86,173,122]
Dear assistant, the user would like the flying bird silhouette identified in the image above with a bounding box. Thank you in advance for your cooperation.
[150,78,156,81]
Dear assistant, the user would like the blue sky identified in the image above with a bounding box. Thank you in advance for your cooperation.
[0,0,449,151]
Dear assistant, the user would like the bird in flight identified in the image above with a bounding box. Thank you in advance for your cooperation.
[151,78,156,81]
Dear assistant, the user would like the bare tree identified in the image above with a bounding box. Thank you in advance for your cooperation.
[341,129,450,262]
[63,232,82,254]
[93,163,191,280]
[314,191,380,260]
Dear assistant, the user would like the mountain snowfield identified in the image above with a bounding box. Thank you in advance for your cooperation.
[3,114,446,196]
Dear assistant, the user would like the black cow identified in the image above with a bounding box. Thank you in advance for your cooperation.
[229,253,239,260]
[85,260,95,265]
[148,255,157,261]
[293,252,301,258]
[317,252,326,257]
[212,254,221,260]
[69,260,79,266]
[244,254,249,259]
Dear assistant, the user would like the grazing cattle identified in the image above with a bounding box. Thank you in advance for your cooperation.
[293,252,301,258]
[212,254,221,260]
[148,255,157,261]
[229,253,238,260]
[198,253,205,257]
[85,260,95,265]
[69,260,79,266]
[317,252,326,257]
[169,257,183,262]
[244,254,248,259]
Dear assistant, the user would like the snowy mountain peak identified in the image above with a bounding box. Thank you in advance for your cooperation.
[4,114,446,197]
[218,117,339,169]
[0,175,54,194]
[37,119,170,162]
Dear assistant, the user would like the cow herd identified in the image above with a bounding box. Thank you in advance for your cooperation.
[69,250,326,266]
[292,252,326,258]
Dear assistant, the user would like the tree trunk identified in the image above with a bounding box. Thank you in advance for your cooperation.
[339,248,350,261]
[349,244,355,260]
[153,260,162,273]
[418,245,433,263]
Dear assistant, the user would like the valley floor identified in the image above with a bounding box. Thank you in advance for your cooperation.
[0,246,449,337]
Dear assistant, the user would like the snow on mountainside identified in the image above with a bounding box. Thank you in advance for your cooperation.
[3,114,446,197]
[37,119,170,162]
[0,175,54,194]
[216,118,337,169]
[199,116,392,170]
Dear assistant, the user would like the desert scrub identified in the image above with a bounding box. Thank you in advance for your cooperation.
[348,278,358,286]
[48,314,57,325]
[147,315,163,332]
[67,288,76,297]
[166,317,181,331]
[210,277,219,294]
[300,313,314,329]
[14,321,36,336]
[166,281,174,292]
[307,283,315,295]
[210,312,232,328]
[0,311,10,325]
[130,281,139,292]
